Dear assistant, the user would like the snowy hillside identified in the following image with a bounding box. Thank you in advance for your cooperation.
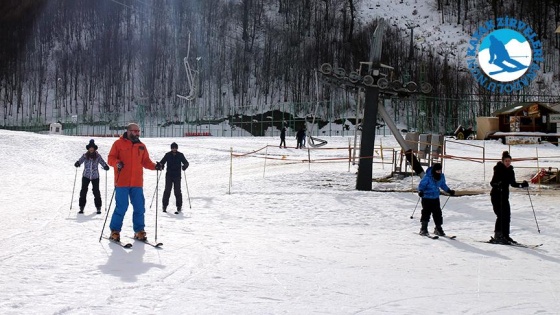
[0,129,559,314]
[359,1,469,55]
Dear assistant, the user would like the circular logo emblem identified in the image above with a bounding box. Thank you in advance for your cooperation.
[466,17,543,93]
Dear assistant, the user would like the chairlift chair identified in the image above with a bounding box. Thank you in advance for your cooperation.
[177,33,199,101]
[308,135,328,147]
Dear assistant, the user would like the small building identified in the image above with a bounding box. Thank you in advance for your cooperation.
[492,102,558,132]
[490,102,560,145]
[49,122,63,135]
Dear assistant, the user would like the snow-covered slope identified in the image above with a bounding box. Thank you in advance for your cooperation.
[0,129,559,313]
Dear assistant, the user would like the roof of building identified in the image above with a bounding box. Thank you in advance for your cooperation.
[492,102,559,116]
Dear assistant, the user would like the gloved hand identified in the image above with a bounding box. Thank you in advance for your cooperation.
[155,162,163,171]
[74,161,80,168]
[521,180,529,188]
[418,191,424,198]
[448,189,456,196]
[103,165,110,171]
[117,161,124,171]
[182,164,188,171]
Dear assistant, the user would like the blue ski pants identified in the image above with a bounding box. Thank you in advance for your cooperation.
[109,187,146,233]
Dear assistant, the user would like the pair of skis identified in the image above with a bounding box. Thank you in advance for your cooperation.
[480,237,542,249]
[163,209,183,215]
[420,233,456,240]
[103,236,163,249]
[419,233,543,249]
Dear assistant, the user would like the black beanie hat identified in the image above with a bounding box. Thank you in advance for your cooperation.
[86,139,98,150]
[431,163,442,180]
[502,151,512,160]
[171,142,178,149]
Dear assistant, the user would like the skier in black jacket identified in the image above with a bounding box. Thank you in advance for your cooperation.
[490,151,528,244]
[279,126,287,148]
[159,142,189,213]
[296,127,306,149]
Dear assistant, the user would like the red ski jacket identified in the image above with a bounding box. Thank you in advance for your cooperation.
[108,133,156,187]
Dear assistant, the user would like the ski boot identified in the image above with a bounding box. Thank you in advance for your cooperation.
[505,235,518,244]
[134,230,147,241]
[419,221,429,236]
[96,207,101,214]
[176,207,182,213]
[492,232,510,245]
[110,230,120,242]
[78,207,84,214]
[162,206,167,213]
[434,225,446,236]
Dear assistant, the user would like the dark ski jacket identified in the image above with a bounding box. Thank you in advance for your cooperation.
[490,162,522,196]
[77,152,109,180]
[418,166,451,199]
[159,151,189,178]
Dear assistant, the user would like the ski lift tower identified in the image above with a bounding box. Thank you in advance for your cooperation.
[317,18,432,191]
[354,19,385,190]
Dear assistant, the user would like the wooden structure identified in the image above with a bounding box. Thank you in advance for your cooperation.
[492,102,559,133]
[476,117,499,140]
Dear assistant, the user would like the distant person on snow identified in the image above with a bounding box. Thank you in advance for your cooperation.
[107,123,163,242]
[74,139,110,214]
[417,163,455,237]
[159,142,189,213]
[296,126,306,149]
[279,126,287,148]
[490,151,528,245]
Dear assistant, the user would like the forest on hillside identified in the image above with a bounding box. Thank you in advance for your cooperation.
[2,0,560,133]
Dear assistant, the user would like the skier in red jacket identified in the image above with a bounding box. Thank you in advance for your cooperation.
[107,123,162,241]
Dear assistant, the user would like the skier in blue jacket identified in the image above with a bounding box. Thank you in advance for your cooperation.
[417,163,455,236]
[74,139,110,214]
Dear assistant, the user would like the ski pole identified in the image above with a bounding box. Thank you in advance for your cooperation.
[70,167,78,211]
[441,195,451,211]
[183,170,192,209]
[410,195,421,219]
[105,169,108,212]
[155,169,159,243]
[150,171,162,209]
[99,169,120,242]
[527,187,541,233]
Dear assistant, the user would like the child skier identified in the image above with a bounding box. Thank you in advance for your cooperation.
[417,163,455,236]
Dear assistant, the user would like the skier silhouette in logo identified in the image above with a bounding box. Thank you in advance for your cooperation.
[488,35,527,75]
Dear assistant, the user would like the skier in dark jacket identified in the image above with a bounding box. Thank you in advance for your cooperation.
[279,126,287,148]
[159,142,189,213]
[417,163,455,236]
[490,151,528,244]
[74,139,110,214]
[296,127,306,149]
